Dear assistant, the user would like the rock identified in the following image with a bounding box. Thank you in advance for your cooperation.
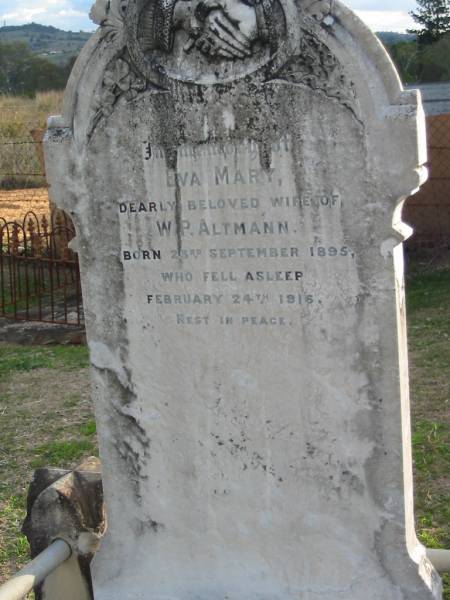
[22,458,104,600]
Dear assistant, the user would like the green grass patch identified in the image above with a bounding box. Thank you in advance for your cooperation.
[30,440,96,469]
[0,493,29,573]
[407,266,450,597]
[80,420,97,436]
[406,268,450,313]
[412,420,450,473]
[0,344,94,584]
[0,344,89,377]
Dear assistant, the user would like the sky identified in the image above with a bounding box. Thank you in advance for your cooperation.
[0,0,418,32]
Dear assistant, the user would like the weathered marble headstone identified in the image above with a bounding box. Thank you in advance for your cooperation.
[45,0,442,597]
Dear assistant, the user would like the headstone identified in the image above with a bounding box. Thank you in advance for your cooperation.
[45,0,442,597]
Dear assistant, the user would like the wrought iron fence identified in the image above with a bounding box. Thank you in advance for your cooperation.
[0,211,83,326]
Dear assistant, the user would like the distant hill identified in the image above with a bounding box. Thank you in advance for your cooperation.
[0,23,91,66]
[0,22,423,86]
[0,23,418,63]
[376,31,417,45]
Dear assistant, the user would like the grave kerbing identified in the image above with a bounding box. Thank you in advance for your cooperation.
[44,0,442,597]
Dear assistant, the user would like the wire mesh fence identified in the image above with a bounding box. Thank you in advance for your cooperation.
[405,113,450,254]
[0,134,46,189]
[0,91,62,188]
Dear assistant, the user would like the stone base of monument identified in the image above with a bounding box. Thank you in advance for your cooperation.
[0,318,86,345]
[22,457,104,600]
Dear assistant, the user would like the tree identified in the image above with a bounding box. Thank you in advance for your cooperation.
[0,41,68,96]
[417,32,450,79]
[386,41,421,83]
[409,0,450,44]
[386,33,450,83]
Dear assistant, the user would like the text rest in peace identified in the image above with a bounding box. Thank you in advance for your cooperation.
[176,314,288,326]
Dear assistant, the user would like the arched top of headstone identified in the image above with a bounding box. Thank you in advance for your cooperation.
[58,0,421,156]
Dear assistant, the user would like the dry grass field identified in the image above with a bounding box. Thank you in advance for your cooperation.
[0,189,50,224]
[0,92,63,141]
[0,92,63,220]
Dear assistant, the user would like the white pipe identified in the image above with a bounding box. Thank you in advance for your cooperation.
[0,539,71,600]
[426,548,450,574]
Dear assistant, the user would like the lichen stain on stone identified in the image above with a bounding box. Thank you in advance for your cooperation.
[173,173,183,258]
[209,431,279,479]
[339,469,365,495]
[132,518,165,537]
[363,444,395,512]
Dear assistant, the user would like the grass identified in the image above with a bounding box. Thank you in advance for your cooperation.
[0,344,88,377]
[29,440,95,469]
[0,92,64,141]
[407,264,450,596]
[0,263,448,595]
[0,343,94,585]
[0,495,28,569]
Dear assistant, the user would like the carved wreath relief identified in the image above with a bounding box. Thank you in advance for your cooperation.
[90,0,357,132]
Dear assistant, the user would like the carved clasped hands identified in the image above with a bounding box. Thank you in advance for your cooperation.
[180,0,259,59]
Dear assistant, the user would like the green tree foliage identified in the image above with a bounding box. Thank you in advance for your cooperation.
[387,42,422,83]
[409,0,450,44]
[0,41,69,96]
[386,32,450,83]
[418,32,450,79]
